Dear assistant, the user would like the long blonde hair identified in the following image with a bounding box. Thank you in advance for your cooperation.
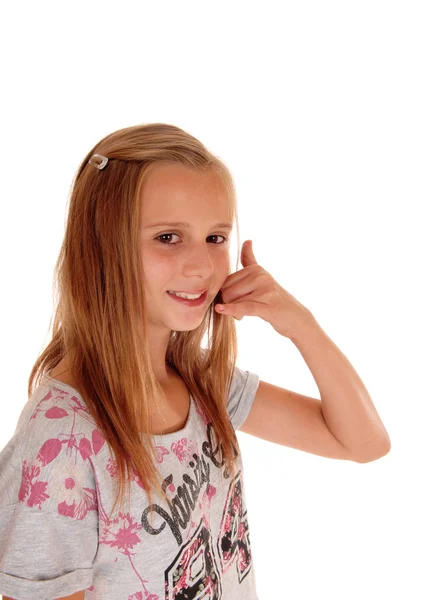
[28,123,242,520]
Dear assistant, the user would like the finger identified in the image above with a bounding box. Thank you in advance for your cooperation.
[216,299,259,318]
[220,269,249,292]
[221,286,258,307]
[215,304,243,320]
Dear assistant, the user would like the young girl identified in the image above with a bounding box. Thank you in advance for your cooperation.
[0,122,390,600]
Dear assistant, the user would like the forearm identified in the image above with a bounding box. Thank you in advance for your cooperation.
[291,313,391,461]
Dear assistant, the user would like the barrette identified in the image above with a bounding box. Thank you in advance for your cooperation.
[89,154,109,170]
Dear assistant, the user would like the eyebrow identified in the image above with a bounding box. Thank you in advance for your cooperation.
[144,221,233,230]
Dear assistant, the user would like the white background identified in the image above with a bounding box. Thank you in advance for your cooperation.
[0,1,430,598]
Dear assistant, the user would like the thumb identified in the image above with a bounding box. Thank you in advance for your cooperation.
[241,239,258,267]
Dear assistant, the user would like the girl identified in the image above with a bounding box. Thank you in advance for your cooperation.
[0,122,390,600]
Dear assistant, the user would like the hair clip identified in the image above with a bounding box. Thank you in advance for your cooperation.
[89,154,109,170]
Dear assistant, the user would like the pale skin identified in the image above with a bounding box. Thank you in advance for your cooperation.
[138,162,234,383]
[8,164,390,599]
[214,238,391,462]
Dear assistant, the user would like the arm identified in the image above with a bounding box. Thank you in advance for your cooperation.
[217,240,390,462]
[3,592,85,600]
[290,314,391,460]
[239,314,390,463]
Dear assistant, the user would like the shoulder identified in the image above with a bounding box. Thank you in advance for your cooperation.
[1,378,99,520]
[0,379,99,599]
[226,365,260,431]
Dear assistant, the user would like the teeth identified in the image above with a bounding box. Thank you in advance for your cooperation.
[168,291,203,299]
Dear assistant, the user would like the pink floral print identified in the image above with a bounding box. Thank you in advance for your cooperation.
[2,370,258,599]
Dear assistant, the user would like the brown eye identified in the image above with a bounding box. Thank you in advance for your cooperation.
[207,235,228,244]
[156,233,180,244]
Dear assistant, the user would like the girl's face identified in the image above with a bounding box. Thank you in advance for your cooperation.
[140,163,233,332]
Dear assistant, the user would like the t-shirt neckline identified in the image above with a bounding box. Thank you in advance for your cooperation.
[42,371,194,440]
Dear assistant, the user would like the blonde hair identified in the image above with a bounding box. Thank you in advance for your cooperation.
[28,122,243,521]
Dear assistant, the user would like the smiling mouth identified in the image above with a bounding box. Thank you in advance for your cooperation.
[166,290,209,305]
[167,289,207,295]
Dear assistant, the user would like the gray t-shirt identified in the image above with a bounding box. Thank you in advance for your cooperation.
[0,366,260,600]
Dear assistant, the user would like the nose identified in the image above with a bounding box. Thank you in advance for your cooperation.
[180,243,217,281]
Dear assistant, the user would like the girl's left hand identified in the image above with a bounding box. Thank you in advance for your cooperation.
[215,239,313,340]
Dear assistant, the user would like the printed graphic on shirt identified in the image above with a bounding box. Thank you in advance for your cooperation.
[16,382,254,599]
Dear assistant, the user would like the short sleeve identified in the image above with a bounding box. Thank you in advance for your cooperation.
[226,366,260,430]
[0,389,99,600]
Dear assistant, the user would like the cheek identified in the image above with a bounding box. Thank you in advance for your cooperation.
[217,252,231,273]
[142,252,175,285]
